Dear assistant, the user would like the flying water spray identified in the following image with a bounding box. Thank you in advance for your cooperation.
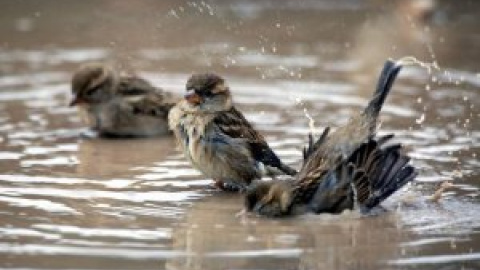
[394,56,440,74]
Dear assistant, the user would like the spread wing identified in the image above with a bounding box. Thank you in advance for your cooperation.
[213,107,296,175]
[307,134,416,214]
[302,127,331,161]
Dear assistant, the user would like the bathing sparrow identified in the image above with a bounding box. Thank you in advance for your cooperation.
[70,63,176,137]
[168,73,297,191]
[245,60,417,216]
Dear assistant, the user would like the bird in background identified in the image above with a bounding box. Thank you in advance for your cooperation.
[168,73,297,191]
[70,63,176,138]
[245,60,417,217]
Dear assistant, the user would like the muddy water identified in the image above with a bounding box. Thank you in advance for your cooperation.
[0,1,479,269]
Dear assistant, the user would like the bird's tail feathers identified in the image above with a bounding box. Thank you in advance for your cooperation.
[364,61,402,121]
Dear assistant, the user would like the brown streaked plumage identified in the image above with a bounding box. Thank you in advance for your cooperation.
[70,63,176,137]
[168,73,297,191]
[245,60,417,217]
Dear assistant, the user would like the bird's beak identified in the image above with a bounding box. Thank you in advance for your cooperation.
[69,96,84,107]
[184,90,202,105]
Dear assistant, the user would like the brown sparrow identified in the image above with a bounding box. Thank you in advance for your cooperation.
[245,60,417,216]
[168,73,297,191]
[70,63,176,137]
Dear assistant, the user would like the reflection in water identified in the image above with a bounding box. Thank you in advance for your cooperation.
[167,195,408,270]
[0,1,479,269]
[75,137,176,178]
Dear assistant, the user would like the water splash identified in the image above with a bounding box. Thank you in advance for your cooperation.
[394,56,440,127]
[394,56,440,74]
[294,97,317,135]
[416,113,426,125]
[303,107,316,134]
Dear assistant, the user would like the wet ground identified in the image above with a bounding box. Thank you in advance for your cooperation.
[0,1,479,269]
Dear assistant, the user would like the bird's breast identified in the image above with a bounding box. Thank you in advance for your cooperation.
[176,114,213,164]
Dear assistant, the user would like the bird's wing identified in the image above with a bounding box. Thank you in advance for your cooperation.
[127,92,175,118]
[308,135,416,214]
[302,127,331,161]
[117,76,160,96]
[118,77,175,118]
[295,130,379,207]
[306,162,354,214]
[293,126,355,205]
[213,107,265,144]
[213,107,294,174]
[346,135,416,210]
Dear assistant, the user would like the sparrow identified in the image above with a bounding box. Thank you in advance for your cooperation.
[245,60,417,217]
[168,73,297,191]
[70,63,176,137]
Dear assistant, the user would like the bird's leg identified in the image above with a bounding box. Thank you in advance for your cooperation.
[79,129,99,139]
[212,179,225,190]
[235,208,248,217]
[211,179,245,192]
[222,181,246,193]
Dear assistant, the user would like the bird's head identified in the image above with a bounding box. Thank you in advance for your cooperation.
[70,63,117,106]
[244,180,294,217]
[184,73,232,112]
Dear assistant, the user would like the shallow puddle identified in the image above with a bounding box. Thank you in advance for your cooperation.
[0,1,479,269]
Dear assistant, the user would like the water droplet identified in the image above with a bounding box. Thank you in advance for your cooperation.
[395,57,441,74]
[15,18,34,32]
[169,10,180,19]
[303,108,316,134]
[415,113,425,124]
